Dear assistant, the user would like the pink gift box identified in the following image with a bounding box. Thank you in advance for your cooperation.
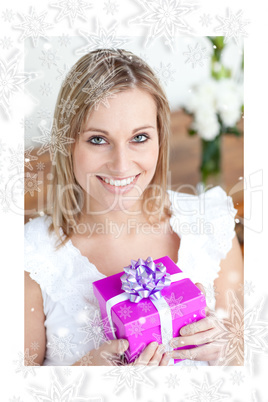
[92,256,206,364]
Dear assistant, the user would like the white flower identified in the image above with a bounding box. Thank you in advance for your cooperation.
[185,79,217,114]
[215,79,242,127]
[185,78,243,139]
[192,107,220,140]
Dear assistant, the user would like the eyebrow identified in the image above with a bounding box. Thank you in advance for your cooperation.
[82,125,156,136]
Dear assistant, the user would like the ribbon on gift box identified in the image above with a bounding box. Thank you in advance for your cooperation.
[105,257,190,365]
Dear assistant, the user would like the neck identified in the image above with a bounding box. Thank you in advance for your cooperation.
[73,196,154,239]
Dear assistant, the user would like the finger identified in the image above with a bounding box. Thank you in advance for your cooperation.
[134,342,158,366]
[195,282,206,297]
[170,328,219,348]
[170,343,224,362]
[159,352,172,366]
[147,344,165,366]
[180,316,216,336]
[195,282,210,314]
[101,339,129,355]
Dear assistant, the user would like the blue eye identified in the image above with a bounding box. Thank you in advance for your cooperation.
[132,134,149,143]
[88,136,107,145]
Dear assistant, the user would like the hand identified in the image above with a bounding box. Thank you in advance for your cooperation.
[169,283,225,365]
[73,339,170,366]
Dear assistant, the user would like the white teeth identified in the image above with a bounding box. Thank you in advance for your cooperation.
[100,175,137,187]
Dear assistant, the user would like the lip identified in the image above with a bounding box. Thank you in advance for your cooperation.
[96,173,141,194]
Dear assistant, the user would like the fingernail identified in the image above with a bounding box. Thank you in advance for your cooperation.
[122,340,129,349]
[150,342,158,349]
[180,327,186,336]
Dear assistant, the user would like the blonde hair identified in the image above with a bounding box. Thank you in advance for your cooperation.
[46,49,171,248]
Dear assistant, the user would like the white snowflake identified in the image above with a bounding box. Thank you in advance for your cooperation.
[30,341,40,352]
[155,62,176,86]
[165,373,180,389]
[129,321,145,338]
[58,33,72,47]
[36,107,52,121]
[14,7,53,48]
[78,352,94,366]
[118,304,133,319]
[215,8,250,45]
[51,0,92,27]
[105,365,154,398]
[36,161,46,171]
[128,0,197,50]
[62,65,83,88]
[103,0,119,15]
[2,8,15,23]
[230,370,245,386]
[24,172,43,197]
[8,144,38,172]
[20,117,35,130]
[33,119,74,165]
[40,48,61,69]
[188,374,229,401]
[76,21,128,56]
[164,292,187,319]
[47,333,76,361]
[27,369,101,401]
[0,36,13,49]
[25,146,39,171]
[199,13,212,27]
[238,280,255,296]
[39,82,53,96]
[138,301,152,313]
[183,42,210,68]
[0,52,33,117]
[82,76,117,110]
[213,291,268,370]
[63,367,72,376]
[8,144,23,172]
[58,95,79,118]
[78,310,114,349]
[24,172,42,197]
[14,348,40,378]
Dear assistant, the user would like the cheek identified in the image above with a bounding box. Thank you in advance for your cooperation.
[143,142,159,171]
[73,146,93,184]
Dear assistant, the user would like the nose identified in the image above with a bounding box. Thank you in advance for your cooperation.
[107,143,131,175]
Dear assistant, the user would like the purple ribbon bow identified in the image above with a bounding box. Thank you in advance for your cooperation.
[120,257,171,303]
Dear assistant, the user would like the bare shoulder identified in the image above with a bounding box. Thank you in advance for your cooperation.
[24,272,46,365]
[25,272,44,307]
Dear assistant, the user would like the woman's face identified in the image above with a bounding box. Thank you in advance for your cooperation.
[72,88,159,214]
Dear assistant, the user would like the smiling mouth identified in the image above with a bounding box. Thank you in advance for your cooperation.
[97,174,141,187]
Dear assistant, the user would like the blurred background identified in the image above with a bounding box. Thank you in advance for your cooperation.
[24,36,243,251]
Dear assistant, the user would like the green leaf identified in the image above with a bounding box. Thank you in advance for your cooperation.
[224,126,242,136]
[188,129,197,136]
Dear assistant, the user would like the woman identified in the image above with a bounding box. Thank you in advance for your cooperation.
[25,49,243,366]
